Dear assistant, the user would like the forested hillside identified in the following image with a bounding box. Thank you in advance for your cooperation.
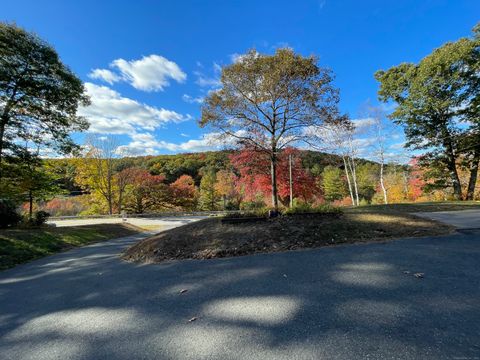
[36,148,430,217]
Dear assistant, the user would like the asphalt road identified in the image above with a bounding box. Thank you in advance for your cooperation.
[1,230,480,359]
[413,209,480,229]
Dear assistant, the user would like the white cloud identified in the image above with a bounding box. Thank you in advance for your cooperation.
[79,82,190,135]
[389,142,406,150]
[230,50,260,63]
[379,102,397,112]
[352,117,376,130]
[182,94,204,104]
[88,69,120,84]
[194,62,222,88]
[88,54,186,92]
[230,53,243,63]
[85,117,137,135]
[351,137,376,148]
[117,132,241,156]
[195,72,221,87]
[116,133,161,155]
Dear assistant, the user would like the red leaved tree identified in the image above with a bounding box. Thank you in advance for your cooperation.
[230,147,321,207]
[120,168,169,214]
[169,175,198,210]
[407,158,426,201]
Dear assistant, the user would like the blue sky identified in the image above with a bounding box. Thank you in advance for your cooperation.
[3,0,480,157]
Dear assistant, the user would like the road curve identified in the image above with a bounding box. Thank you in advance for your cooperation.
[1,227,479,359]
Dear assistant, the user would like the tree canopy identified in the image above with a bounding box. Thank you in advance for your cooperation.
[200,48,343,209]
[0,22,89,171]
[375,23,480,200]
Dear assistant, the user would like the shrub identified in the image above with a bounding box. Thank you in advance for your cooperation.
[224,201,240,211]
[283,203,343,216]
[21,210,51,227]
[332,196,353,207]
[223,207,271,219]
[41,196,89,216]
[33,211,50,226]
[359,198,370,206]
[239,200,266,211]
[284,202,312,214]
[0,199,22,228]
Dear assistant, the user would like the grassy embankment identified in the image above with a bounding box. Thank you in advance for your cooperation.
[0,224,143,270]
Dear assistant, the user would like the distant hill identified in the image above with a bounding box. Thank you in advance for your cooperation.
[46,149,380,195]
[114,149,374,184]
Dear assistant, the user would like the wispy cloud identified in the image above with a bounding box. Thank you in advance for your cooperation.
[351,117,376,131]
[194,62,222,88]
[182,94,204,104]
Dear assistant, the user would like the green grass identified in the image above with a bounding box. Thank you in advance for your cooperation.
[346,201,480,214]
[0,224,143,270]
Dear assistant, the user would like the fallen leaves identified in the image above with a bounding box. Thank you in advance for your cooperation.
[403,270,425,279]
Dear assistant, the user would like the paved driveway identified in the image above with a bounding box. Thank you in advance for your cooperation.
[412,209,480,229]
[1,230,480,359]
[49,215,208,230]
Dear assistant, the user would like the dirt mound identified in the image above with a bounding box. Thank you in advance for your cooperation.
[122,211,453,264]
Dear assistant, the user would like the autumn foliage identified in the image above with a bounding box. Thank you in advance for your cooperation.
[35,148,475,216]
[230,147,321,207]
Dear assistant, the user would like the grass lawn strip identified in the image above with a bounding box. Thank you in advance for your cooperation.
[0,223,143,270]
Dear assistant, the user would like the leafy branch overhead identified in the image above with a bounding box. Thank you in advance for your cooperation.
[375,23,480,200]
[0,22,90,166]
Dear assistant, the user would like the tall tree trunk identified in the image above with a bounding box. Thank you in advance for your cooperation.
[289,154,293,208]
[442,126,462,200]
[466,148,480,201]
[210,188,215,210]
[270,154,279,211]
[106,181,113,215]
[402,171,409,199]
[343,156,355,206]
[0,120,6,179]
[118,190,123,213]
[0,86,19,179]
[107,171,113,215]
[29,190,33,220]
[380,162,388,204]
[447,156,463,200]
[348,156,360,206]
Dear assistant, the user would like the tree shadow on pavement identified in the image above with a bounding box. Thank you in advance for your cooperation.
[1,231,479,359]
